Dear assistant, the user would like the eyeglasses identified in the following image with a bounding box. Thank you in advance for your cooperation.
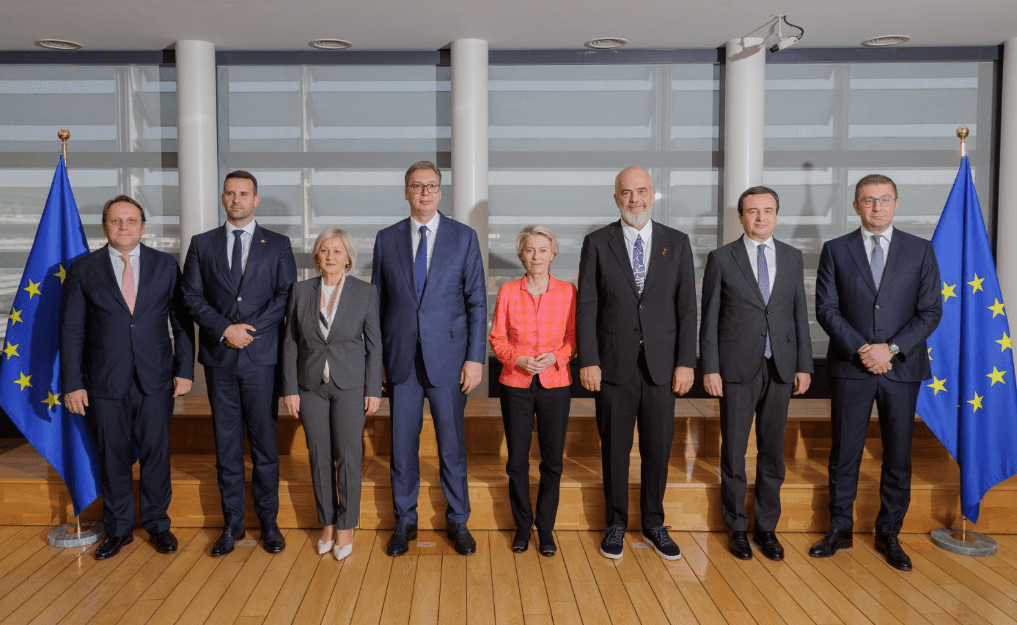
[407,183,440,194]
[857,195,896,208]
[106,217,142,228]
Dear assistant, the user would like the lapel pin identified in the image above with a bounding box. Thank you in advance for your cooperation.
[662,247,667,256]
[260,239,266,244]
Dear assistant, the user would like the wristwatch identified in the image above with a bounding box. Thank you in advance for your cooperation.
[887,342,901,356]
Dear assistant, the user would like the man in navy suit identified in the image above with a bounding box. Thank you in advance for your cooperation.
[61,195,194,561]
[700,186,812,562]
[371,161,487,556]
[811,174,942,571]
[577,167,697,561]
[182,171,297,557]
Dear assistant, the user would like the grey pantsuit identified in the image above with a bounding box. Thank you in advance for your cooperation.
[281,274,383,530]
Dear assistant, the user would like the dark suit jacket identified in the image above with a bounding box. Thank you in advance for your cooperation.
[60,244,194,399]
[181,223,296,368]
[371,213,487,387]
[280,275,383,397]
[816,228,942,382]
[700,237,813,384]
[576,220,697,386]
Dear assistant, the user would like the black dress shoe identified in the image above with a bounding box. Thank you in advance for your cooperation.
[512,528,529,553]
[447,523,476,556]
[729,531,752,560]
[387,522,418,557]
[809,528,852,558]
[261,523,286,554]
[210,525,245,557]
[95,533,134,560]
[752,529,784,561]
[537,531,556,557]
[150,530,178,554]
[874,532,913,571]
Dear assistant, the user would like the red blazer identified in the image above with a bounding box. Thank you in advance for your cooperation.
[489,275,576,389]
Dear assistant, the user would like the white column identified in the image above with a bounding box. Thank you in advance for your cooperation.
[722,37,766,244]
[450,38,490,394]
[176,40,219,258]
[997,38,1017,306]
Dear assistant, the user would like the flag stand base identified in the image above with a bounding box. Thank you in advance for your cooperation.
[930,528,996,556]
[47,522,103,548]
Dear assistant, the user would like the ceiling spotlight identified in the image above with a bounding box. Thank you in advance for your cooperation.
[308,39,353,50]
[584,37,628,50]
[34,39,83,51]
[768,16,804,53]
[861,35,911,47]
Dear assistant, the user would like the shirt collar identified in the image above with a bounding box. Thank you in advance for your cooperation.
[621,219,653,245]
[108,243,141,259]
[411,212,440,234]
[226,220,256,237]
[861,225,894,244]
[742,234,774,254]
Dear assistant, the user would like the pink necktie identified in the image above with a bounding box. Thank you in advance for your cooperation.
[121,253,135,313]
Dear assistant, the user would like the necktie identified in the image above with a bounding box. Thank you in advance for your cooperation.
[633,234,645,295]
[120,252,135,314]
[231,230,244,288]
[757,243,771,358]
[414,225,428,299]
[870,234,885,289]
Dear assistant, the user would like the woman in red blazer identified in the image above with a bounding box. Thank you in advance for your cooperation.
[489,225,576,557]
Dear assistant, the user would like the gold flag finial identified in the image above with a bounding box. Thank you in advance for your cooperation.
[957,126,969,159]
[58,129,70,164]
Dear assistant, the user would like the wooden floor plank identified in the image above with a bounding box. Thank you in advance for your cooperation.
[757,533,844,625]
[408,554,441,625]
[115,598,164,625]
[577,530,641,625]
[0,531,62,605]
[145,530,231,625]
[262,531,322,625]
[739,549,816,625]
[349,530,395,625]
[625,532,698,625]
[652,532,726,625]
[611,532,669,625]
[467,531,496,625]
[556,531,611,625]
[144,527,218,601]
[291,554,344,625]
[679,531,750,622]
[690,532,790,625]
[0,526,48,579]
[902,534,1017,601]
[238,528,305,619]
[846,538,952,617]
[321,530,377,625]
[437,554,467,625]
[379,552,417,625]
[779,532,872,625]
[488,531,525,625]
[514,536,551,618]
[203,541,276,625]
[105,528,200,610]
[0,542,93,620]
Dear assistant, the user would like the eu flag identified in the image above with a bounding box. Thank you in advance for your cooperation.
[916,155,1017,523]
[0,155,98,516]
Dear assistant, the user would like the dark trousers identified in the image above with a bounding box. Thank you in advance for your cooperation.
[828,374,919,535]
[90,377,174,537]
[205,358,280,529]
[389,343,470,526]
[500,377,571,534]
[719,357,792,532]
[596,349,675,530]
[300,382,367,529]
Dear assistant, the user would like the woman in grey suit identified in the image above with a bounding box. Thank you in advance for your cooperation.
[282,228,382,561]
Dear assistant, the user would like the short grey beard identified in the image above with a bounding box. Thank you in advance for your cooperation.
[620,208,650,228]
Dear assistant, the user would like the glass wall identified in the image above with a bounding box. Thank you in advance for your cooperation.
[763,60,998,354]
[0,65,178,341]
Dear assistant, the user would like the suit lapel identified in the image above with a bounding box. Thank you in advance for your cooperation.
[96,245,132,314]
[771,240,794,302]
[393,219,417,302]
[607,222,639,296]
[731,239,767,308]
[307,276,326,342]
[330,277,356,339]
[847,229,878,295]
[242,224,271,291]
[133,244,155,315]
[640,226,668,295]
[881,232,907,293]
[421,214,452,304]
[212,226,234,291]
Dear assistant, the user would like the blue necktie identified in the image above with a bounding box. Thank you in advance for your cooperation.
[870,234,885,289]
[633,234,645,295]
[231,230,244,288]
[758,243,771,358]
[414,225,428,299]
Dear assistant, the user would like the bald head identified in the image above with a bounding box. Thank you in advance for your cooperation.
[614,167,655,229]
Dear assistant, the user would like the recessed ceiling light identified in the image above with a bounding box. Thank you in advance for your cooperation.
[861,35,911,47]
[584,37,628,50]
[309,39,353,50]
[34,39,83,51]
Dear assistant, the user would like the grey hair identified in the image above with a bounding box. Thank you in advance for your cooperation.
[515,225,559,261]
[312,228,356,274]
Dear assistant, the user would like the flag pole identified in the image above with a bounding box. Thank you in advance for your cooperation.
[929,126,997,556]
[45,128,103,549]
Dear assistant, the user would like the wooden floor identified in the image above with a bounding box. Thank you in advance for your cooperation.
[2,525,1017,625]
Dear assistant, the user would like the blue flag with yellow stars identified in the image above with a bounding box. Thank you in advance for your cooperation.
[0,155,98,516]
[916,155,1017,524]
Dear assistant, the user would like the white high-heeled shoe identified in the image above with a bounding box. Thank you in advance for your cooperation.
[317,538,335,555]
[333,542,353,561]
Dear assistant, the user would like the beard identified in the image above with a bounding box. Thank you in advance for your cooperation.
[620,205,650,228]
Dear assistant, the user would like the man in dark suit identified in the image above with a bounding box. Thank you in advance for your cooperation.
[182,170,297,557]
[61,195,194,561]
[812,174,942,571]
[371,161,487,557]
[577,166,697,561]
[700,186,813,562]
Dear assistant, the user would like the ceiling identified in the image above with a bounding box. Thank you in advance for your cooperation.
[3,0,1015,52]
